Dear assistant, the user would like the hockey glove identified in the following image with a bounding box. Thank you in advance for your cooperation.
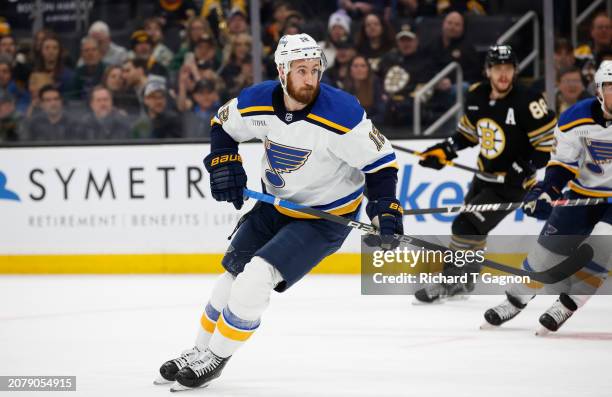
[204,149,247,210]
[522,182,562,220]
[418,140,457,170]
[366,198,404,250]
[505,159,536,189]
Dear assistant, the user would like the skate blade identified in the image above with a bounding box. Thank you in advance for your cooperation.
[412,299,444,305]
[153,376,173,385]
[447,294,470,301]
[479,322,498,330]
[535,327,552,337]
[170,381,210,392]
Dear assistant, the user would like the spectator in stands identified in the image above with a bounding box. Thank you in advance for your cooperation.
[170,17,215,71]
[0,56,29,114]
[135,79,182,139]
[33,36,74,96]
[120,59,149,116]
[394,0,436,20]
[319,11,351,68]
[144,18,174,68]
[556,66,589,115]
[436,0,486,15]
[80,86,131,140]
[71,37,107,100]
[262,1,295,55]
[0,89,23,142]
[129,30,169,80]
[155,0,197,30]
[227,8,249,37]
[219,33,253,99]
[181,79,220,138]
[575,12,612,64]
[532,38,578,95]
[27,85,79,141]
[355,13,395,73]
[0,35,30,88]
[337,0,382,19]
[343,55,385,124]
[379,24,433,126]
[323,36,356,89]
[26,72,53,117]
[87,21,128,66]
[428,11,480,86]
[184,33,221,75]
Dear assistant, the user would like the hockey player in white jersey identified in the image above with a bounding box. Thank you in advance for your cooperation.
[482,61,612,334]
[155,33,403,390]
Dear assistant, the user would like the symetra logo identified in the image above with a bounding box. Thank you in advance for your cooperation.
[0,171,20,202]
[398,165,525,223]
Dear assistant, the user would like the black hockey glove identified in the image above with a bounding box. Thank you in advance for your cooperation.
[419,140,457,170]
[366,198,404,250]
[522,182,562,220]
[204,149,247,210]
[505,159,536,189]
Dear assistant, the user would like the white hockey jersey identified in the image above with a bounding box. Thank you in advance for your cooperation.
[210,81,398,217]
[550,97,612,197]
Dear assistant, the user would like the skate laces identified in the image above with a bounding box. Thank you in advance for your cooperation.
[547,301,573,324]
[191,350,223,377]
[494,300,520,320]
[174,347,200,368]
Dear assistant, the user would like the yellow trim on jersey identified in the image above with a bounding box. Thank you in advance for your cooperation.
[534,146,554,152]
[451,235,485,246]
[200,313,217,333]
[274,195,363,219]
[568,181,612,197]
[531,134,555,147]
[460,115,476,131]
[306,113,351,133]
[527,118,557,137]
[239,106,275,114]
[216,315,256,342]
[559,118,595,132]
[575,270,604,288]
[210,117,222,127]
[547,160,579,176]
[459,129,479,143]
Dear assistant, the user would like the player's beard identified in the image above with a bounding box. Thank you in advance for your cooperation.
[287,77,319,105]
[491,77,513,96]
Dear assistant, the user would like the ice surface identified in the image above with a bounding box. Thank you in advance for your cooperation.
[1,275,611,397]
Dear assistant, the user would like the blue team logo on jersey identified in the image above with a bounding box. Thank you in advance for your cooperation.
[0,171,20,202]
[584,139,612,174]
[264,139,312,188]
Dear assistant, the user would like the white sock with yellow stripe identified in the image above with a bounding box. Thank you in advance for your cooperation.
[208,256,283,358]
[195,272,235,349]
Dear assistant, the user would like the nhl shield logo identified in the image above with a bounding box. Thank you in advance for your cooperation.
[285,113,293,122]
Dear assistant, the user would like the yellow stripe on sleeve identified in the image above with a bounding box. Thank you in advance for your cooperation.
[528,118,557,137]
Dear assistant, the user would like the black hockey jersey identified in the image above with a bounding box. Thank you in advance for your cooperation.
[456,82,557,174]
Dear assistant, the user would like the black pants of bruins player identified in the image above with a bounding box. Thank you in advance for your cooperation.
[444,176,526,289]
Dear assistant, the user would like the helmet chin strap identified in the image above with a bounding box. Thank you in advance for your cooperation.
[597,90,612,118]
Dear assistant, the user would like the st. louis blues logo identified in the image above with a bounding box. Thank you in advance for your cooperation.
[584,138,612,174]
[264,138,312,188]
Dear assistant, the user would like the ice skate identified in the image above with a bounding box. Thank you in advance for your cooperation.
[536,294,577,336]
[154,346,204,385]
[481,293,526,329]
[413,281,472,304]
[170,348,230,391]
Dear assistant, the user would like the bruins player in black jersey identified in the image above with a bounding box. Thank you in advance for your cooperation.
[414,45,558,303]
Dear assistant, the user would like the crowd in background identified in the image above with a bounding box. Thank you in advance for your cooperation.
[0,0,610,143]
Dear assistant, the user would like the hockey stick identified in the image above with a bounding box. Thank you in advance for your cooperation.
[243,188,593,284]
[391,144,505,183]
[401,197,612,216]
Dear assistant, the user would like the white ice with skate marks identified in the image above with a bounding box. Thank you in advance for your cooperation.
[0,275,611,397]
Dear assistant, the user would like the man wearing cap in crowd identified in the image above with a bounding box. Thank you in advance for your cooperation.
[322,36,356,89]
[86,21,128,66]
[0,89,24,141]
[181,79,220,138]
[129,30,169,80]
[318,10,351,68]
[379,24,435,126]
[134,79,182,139]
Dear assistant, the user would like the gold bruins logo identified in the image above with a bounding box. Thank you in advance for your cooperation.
[476,118,506,159]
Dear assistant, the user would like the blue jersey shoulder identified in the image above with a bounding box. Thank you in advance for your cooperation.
[236,80,278,110]
[309,83,365,134]
[558,97,597,130]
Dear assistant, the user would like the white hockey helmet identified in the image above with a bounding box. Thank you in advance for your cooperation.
[595,60,612,113]
[274,33,327,92]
